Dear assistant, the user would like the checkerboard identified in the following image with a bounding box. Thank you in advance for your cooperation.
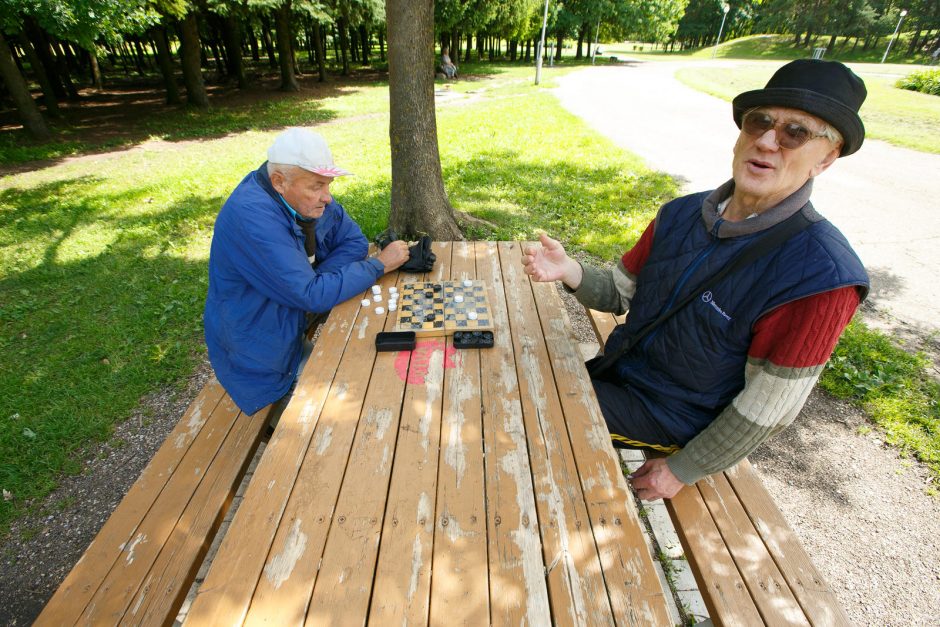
[395,281,494,337]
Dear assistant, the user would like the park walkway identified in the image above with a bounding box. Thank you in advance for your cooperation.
[555,61,940,336]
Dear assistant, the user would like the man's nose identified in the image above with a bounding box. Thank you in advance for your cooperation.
[756,128,780,151]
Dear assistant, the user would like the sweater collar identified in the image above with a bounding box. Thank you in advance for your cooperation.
[701,178,821,238]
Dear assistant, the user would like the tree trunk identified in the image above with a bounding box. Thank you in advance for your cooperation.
[386,0,460,239]
[274,1,298,91]
[51,40,80,98]
[827,34,837,52]
[338,14,351,75]
[88,47,103,89]
[221,12,247,88]
[15,31,60,116]
[379,28,385,61]
[179,12,209,108]
[0,30,51,139]
[577,24,586,58]
[154,25,181,104]
[464,32,472,63]
[907,28,922,55]
[360,24,370,64]
[24,17,67,100]
[248,24,260,62]
[312,20,327,81]
[260,15,278,68]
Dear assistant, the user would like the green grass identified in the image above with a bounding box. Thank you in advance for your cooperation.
[820,320,940,484]
[674,61,940,154]
[0,65,675,536]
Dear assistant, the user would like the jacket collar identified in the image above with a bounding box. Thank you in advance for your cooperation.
[701,178,822,238]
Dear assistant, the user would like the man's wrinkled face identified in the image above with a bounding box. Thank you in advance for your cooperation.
[272,169,333,219]
[732,106,841,211]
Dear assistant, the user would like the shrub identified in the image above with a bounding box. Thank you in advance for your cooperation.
[895,69,940,96]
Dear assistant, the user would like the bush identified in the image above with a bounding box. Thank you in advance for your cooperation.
[896,69,940,96]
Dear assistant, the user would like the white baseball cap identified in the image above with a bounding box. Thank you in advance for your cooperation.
[267,127,352,177]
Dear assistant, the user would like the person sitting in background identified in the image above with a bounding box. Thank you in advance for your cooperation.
[441,46,458,79]
[523,60,869,501]
[204,127,409,416]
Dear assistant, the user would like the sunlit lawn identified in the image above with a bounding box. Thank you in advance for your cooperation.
[0,65,676,535]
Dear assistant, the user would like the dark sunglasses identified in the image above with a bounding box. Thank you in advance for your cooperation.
[741,110,829,149]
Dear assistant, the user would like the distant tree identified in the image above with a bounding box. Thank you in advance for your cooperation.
[386,0,461,239]
[0,29,50,138]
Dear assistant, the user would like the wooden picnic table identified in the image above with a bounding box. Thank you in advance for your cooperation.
[183,241,671,625]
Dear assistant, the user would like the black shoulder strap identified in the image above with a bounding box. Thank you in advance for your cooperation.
[588,210,813,378]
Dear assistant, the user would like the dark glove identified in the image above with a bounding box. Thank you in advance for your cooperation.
[374,228,399,250]
[400,236,436,273]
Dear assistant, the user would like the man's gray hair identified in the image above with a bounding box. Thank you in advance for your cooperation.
[267,162,303,182]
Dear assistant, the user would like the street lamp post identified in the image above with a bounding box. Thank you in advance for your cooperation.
[712,4,731,59]
[535,0,551,84]
[881,9,908,63]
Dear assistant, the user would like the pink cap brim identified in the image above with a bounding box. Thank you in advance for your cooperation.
[306,165,353,177]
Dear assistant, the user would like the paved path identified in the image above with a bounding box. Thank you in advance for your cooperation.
[555,61,940,335]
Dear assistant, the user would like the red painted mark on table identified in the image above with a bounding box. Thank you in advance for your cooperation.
[394,339,459,384]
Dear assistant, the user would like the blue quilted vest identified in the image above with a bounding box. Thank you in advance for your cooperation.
[604,189,869,444]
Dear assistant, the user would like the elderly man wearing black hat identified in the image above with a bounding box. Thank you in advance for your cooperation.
[523,60,870,501]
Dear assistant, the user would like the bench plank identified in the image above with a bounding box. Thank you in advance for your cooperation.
[428,241,490,625]
[35,378,230,626]
[727,461,851,626]
[128,401,269,624]
[666,483,765,624]
[499,241,616,625]
[184,295,363,626]
[367,244,452,625]
[698,472,808,625]
[476,242,552,625]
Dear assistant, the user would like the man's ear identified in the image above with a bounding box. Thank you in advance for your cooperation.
[811,145,841,178]
[270,170,287,194]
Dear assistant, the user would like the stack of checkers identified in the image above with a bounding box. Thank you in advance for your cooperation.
[360,284,399,315]
[395,280,494,337]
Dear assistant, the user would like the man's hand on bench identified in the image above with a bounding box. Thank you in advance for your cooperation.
[629,457,684,501]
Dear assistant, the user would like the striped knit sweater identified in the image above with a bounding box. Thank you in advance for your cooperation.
[575,219,860,485]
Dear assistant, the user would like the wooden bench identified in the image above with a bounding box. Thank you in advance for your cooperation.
[35,376,276,626]
[585,307,851,626]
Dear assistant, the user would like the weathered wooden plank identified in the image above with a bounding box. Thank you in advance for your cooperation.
[699,472,808,625]
[523,248,672,625]
[665,483,764,626]
[127,403,270,625]
[498,241,615,626]
[366,243,451,625]
[35,379,228,626]
[428,241,489,626]
[726,460,851,627]
[184,295,364,626]
[304,243,452,626]
[78,392,246,625]
[475,242,551,626]
[240,275,403,626]
[586,309,623,346]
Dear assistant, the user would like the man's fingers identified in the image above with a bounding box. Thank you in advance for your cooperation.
[538,233,559,250]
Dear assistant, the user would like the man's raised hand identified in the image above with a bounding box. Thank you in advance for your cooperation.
[522,233,583,288]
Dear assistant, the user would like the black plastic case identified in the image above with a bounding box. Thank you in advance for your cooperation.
[375,331,417,352]
[453,331,494,349]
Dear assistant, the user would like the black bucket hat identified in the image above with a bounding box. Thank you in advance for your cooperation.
[732,59,867,157]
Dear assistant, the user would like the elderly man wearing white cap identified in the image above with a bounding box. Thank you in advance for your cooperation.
[204,128,409,416]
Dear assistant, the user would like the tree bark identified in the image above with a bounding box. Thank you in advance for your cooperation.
[23,17,66,100]
[247,24,260,62]
[274,1,298,91]
[179,12,209,108]
[0,30,51,139]
[464,32,472,63]
[260,14,278,68]
[221,12,247,88]
[379,28,385,61]
[50,39,80,99]
[386,0,461,240]
[88,47,103,89]
[312,21,327,81]
[154,25,181,104]
[15,31,60,116]
[338,14,351,75]
[360,24,370,64]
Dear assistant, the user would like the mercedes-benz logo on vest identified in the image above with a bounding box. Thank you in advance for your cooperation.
[702,291,713,303]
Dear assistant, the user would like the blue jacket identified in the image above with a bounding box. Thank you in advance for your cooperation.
[204,163,384,414]
[604,188,869,443]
